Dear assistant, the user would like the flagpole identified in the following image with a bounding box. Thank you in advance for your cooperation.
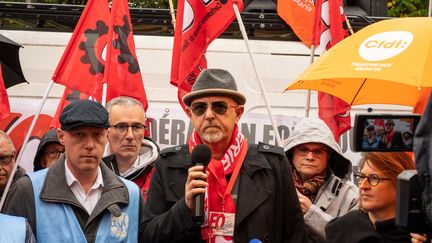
[429,0,431,17]
[168,0,176,27]
[232,3,283,146]
[0,80,54,210]
[305,45,316,118]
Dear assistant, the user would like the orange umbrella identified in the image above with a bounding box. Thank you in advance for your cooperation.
[285,17,432,107]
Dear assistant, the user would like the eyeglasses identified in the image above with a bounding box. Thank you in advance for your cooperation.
[111,123,148,134]
[44,150,64,160]
[354,172,391,186]
[385,123,394,127]
[0,155,14,166]
[189,101,239,116]
[293,146,329,158]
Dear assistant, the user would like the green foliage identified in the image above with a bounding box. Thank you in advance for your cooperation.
[388,0,429,17]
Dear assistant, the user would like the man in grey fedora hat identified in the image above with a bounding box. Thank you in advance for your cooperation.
[4,100,146,243]
[143,68,307,242]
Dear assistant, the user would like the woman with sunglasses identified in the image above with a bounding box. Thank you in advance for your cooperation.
[283,118,359,241]
[326,152,423,243]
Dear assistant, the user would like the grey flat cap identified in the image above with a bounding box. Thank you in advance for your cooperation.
[182,69,246,106]
[60,100,110,131]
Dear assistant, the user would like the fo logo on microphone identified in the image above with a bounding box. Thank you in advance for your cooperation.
[359,31,413,62]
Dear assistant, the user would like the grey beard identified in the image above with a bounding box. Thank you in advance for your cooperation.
[201,130,223,143]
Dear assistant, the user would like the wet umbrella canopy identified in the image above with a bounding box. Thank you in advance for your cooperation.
[0,33,28,88]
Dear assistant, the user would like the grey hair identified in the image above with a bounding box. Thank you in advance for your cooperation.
[105,96,144,113]
[0,130,15,154]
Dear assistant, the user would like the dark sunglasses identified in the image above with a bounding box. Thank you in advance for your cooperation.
[189,101,239,116]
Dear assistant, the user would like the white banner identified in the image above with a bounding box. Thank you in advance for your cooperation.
[4,97,362,173]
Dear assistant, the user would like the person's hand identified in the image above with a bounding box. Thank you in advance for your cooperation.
[185,165,208,212]
[296,189,312,214]
[410,233,428,243]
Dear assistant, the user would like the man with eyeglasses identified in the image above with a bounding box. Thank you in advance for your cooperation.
[0,130,26,199]
[33,128,64,171]
[103,96,159,201]
[142,69,307,242]
[0,132,36,242]
[0,134,36,243]
[283,118,359,241]
[3,100,146,242]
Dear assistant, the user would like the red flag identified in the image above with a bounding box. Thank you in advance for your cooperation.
[314,0,351,142]
[0,65,11,120]
[171,0,244,109]
[104,0,148,110]
[176,56,207,111]
[52,0,110,100]
[50,88,92,128]
[277,0,315,47]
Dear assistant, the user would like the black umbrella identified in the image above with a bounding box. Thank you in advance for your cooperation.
[0,33,28,88]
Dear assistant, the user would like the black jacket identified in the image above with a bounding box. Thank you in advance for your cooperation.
[325,210,411,243]
[0,165,26,198]
[143,143,308,243]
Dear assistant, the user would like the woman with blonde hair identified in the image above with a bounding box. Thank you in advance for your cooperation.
[325,152,421,242]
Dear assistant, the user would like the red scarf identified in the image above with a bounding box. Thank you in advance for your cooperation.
[189,125,248,243]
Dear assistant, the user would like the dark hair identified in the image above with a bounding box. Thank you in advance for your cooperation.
[359,152,415,185]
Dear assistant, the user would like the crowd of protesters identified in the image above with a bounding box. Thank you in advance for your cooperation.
[0,68,429,242]
[362,119,412,150]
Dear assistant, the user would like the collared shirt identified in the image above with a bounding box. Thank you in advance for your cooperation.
[65,160,104,215]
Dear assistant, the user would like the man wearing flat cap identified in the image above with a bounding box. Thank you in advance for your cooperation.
[3,100,146,243]
[143,69,307,242]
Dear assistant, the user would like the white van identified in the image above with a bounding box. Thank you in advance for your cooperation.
[1,29,412,172]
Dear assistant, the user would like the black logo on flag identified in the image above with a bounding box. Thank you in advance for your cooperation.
[112,16,140,74]
[80,20,109,75]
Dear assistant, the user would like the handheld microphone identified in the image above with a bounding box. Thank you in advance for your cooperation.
[190,144,212,224]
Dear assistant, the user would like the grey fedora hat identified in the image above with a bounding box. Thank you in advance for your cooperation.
[183,69,246,106]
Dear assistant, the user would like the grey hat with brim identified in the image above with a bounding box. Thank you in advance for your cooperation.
[182,69,246,106]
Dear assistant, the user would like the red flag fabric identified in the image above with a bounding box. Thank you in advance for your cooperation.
[176,55,207,111]
[104,0,148,110]
[277,0,315,47]
[51,0,110,100]
[171,0,244,109]
[50,88,92,128]
[0,65,11,120]
[314,0,351,142]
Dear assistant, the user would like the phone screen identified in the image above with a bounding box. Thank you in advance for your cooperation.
[353,115,421,152]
